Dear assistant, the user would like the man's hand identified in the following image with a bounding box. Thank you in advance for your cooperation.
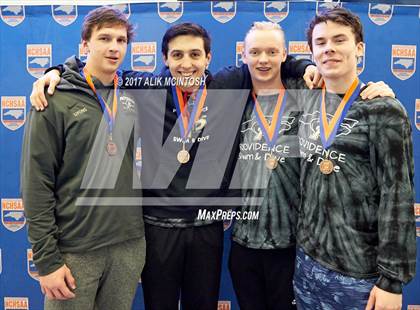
[303,65,323,89]
[365,286,402,310]
[30,69,61,111]
[360,81,395,100]
[39,264,76,301]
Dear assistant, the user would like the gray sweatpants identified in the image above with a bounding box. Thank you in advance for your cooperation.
[45,237,146,310]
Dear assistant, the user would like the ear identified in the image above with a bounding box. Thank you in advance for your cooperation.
[241,51,247,65]
[281,47,287,62]
[163,53,168,67]
[356,42,364,58]
[82,39,89,53]
[205,52,212,69]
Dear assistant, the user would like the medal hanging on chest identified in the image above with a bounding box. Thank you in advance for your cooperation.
[172,83,207,164]
[318,78,361,174]
[83,68,120,156]
[252,88,287,170]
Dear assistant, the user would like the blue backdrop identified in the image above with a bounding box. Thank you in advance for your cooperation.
[0,1,419,310]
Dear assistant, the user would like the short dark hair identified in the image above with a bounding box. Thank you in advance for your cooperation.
[161,23,211,58]
[82,7,135,43]
[306,7,364,51]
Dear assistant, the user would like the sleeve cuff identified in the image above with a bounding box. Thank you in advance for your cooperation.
[35,253,64,276]
[375,275,403,294]
[44,65,64,76]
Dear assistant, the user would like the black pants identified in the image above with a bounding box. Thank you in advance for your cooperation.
[141,222,224,310]
[229,241,296,310]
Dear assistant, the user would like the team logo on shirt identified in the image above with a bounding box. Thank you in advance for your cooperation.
[218,301,231,310]
[3,297,29,310]
[299,111,358,140]
[79,43,88,63]
[1,199,26,232]
[27,249,39,281]
[211,2,236,24]
[158,2,183,23]
[316,1,342,15]
[391,45,416,80]
[27,44,52,78]
[368,4,393,26]
[110,3,131,19]
[415,99,420,131]
[357,44,365,75]
[236,41,244,68]
[0,5,25,27]
[131,42,156,72]
[242,116,296,142]
[1,96,26,131]
[51,5,77,26]
[264,2,289,23]
[288,41,312,61]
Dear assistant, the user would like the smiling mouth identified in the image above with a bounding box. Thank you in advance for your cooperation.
[178,72,196,77]
[257,67,271,72]
[323,59,340,64]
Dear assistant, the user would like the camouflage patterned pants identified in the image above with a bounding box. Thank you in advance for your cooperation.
[293,248,377,310]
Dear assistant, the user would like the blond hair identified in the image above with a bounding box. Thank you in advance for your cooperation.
[244,21,285,48]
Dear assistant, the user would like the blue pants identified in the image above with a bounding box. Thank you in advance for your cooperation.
[293,248,377,310]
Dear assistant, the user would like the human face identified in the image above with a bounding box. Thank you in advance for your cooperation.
[83,24,128,83]
[311,21,363,84]
[163,35,211,92]
[242,29,286,92]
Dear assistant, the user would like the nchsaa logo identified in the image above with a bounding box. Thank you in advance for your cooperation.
[211,2,236,24]
[79,43,88,63]
[408,305,420,310]
[158,2,183,23]
[51,5,77,26]
[27,44,52,78]
[316,2,342,15]
[391,45,416,80]
[288,41,312,61]
[1,199,26,232]
[368,4,393,26]
[218,301,231,310]
[27,249,39,281]
[264,2,289,23]
[131,42,157,72]
[1,96,26,131]
[415,203,420,222]
[236,41,244,68]
[0,6,25,27]
[3,297,29,310]
[415,99,420,131]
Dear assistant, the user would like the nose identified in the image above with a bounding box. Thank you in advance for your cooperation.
[258,51,269,63]
[108,39,120,53]
[324,40,335,54]
[181,56,193,69]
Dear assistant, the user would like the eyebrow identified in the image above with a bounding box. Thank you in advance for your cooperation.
[314,34,348,41]
[170,49,203,53]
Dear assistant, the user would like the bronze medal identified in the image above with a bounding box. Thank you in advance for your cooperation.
[265,155,278,170]
[319,159,334,175]
[177,149,190,164]
[106,141,117,156]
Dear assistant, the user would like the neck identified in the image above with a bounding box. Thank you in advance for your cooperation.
[324,73,358,94]
[252,77,283,96]
[84,62,115,85]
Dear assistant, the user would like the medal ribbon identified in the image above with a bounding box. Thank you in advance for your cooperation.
[252,88,287,149]
[319,78,361,149]
[82,68,119,136]
[171,83,207,138]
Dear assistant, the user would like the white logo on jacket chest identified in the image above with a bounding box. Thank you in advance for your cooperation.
[73,107,87,117]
